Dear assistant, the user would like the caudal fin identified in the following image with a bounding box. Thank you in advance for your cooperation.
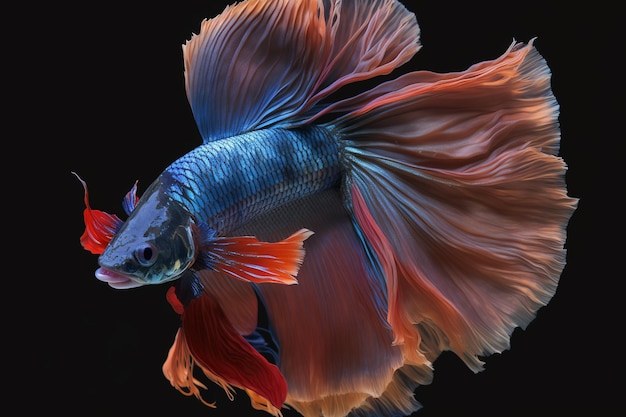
[334,40,578,370]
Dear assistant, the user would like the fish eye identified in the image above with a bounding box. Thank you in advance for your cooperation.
[134,243,158,267]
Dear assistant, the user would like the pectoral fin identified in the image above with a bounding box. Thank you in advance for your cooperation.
[199,229,314,285]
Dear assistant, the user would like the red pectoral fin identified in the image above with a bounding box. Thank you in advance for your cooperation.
[73,172,123,255]
[202,228,314,285]
[182,291,287,410]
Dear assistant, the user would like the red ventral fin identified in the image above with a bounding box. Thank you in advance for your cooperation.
[73,172,124,255]
[183,291,287,410]
[202,229,314,285]
[166,287,185,315]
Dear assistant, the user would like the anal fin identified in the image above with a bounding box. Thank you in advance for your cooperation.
[232,188,433,417]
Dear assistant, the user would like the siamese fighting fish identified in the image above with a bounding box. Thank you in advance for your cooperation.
[75,0,577,416]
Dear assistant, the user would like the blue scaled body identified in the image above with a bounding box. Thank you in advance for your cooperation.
[164,126,341,235]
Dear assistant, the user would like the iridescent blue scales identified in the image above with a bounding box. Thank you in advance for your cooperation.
[76,0,577,416]
[165,126,341,234]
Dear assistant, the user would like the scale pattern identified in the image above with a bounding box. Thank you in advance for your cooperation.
[164,126,342,234]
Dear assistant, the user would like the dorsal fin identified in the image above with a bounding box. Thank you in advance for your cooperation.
[183,0,420,142]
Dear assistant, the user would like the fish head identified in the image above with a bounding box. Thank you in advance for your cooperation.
[96,181,197,286]
[76,172,309,290]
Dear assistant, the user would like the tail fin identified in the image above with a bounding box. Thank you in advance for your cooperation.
[334,40,578,370]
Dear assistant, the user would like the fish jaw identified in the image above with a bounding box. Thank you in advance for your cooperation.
[95,267,146,289]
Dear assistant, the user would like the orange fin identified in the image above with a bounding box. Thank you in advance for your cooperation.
[338,42,578,371]
[201,229,314,285]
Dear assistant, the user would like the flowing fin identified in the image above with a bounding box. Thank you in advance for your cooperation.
[163,270,286,415]
[183,0,419,142]
[310,0,420,103]
[333,41,578,370]
[163,288,287,415]
[74,172,140,255]
[228,189,433,417]
[166,270,258,335]
[199,229,314,285]
[199,271,259,336]
[73,172,123,255]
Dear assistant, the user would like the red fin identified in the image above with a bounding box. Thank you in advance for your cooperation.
[182,291,287,410]
[166,286,185,315]
[203,229,314,285]
[73,172,123,255]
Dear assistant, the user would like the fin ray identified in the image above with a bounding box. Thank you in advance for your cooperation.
[163,290,287,414]
[183,0,326,140]
[183,0,420,141]
[230,189,432,417]
[339,41,578,370]
[73,172,123,255]
[201,229,314,285]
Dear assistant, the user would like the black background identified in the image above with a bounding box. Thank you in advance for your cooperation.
[10,0,616,416]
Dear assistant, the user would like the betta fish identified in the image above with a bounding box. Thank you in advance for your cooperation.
[75,0,577,416]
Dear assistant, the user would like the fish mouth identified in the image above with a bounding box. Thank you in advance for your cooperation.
[95,267,145,289]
